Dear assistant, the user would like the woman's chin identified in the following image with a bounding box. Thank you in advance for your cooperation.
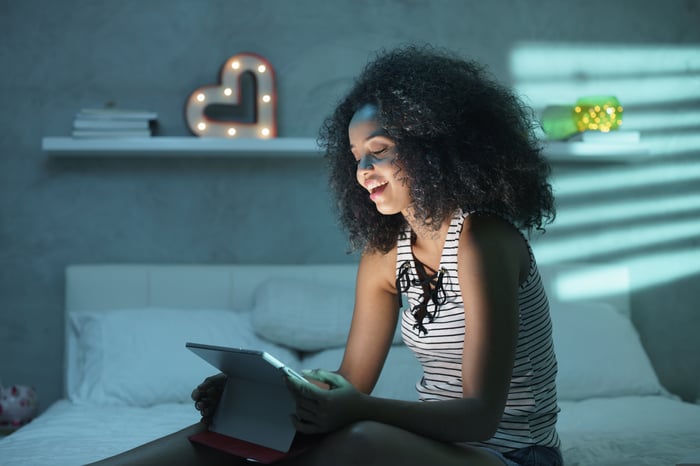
[374,204,401,216]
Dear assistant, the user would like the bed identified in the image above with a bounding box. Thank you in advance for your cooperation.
[0,262,699,466]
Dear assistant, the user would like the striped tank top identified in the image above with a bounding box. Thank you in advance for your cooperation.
[396,210,560,452]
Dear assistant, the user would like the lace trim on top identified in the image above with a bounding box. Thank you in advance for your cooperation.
[395,244,447,336]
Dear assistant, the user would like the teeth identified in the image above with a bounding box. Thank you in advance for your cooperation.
[367,181,388,192]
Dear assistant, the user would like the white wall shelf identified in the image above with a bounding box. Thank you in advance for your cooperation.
[42,136,651,162]
[42,137,322,158]
[543,141,651,162]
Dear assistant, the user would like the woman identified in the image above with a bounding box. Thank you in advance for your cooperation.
[92,45,562,466]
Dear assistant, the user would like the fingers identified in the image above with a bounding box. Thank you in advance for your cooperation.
[285,371,352,435]
[285,376,325,431]
[290,404,326,435]
[302,369,347,388]
[284,377,317,432]
[290,414,315,433]
[191,383,205,401]
[192,373,227,423]
[193,384,224,408]
[285,376,320,404]
[198,374,227,395]
[191,373,226,401]
[290,413,323,434]
[195,399,216,417]
[195,387,223,406]
[295,402,318,420]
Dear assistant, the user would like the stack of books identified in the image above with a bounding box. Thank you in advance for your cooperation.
[71,108,158,138]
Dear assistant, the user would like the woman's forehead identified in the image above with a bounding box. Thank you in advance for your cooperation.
[350,103,379,126]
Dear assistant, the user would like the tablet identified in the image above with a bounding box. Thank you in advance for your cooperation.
[186,342,310,457]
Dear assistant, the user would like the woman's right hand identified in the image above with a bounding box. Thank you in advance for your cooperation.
[191,373,227,424]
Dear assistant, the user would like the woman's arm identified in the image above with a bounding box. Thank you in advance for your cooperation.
[336,248,401,395]
[288,215,527,443]
[455,214,526,432]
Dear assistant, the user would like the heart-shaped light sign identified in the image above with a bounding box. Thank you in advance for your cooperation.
[185,53,277,138]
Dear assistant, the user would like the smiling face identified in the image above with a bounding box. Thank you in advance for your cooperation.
[348,104,412,216]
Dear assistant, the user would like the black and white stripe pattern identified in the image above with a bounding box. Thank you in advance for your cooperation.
[397,210,560,452]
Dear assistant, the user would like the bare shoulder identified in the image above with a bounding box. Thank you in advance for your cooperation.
[357,246,399,295]
[460,212,530,283]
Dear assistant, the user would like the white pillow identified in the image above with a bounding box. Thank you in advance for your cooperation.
[69,308,301,407]
[551,301,665,400]
[251,278,404,352]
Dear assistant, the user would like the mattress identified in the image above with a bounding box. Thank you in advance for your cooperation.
[1,396,699,466]
[0,400,195,466]
[557,396,700,466]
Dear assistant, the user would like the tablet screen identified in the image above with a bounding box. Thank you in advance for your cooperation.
[186,342,309,385]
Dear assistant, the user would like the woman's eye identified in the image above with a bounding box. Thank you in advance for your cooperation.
[355,146,395,166]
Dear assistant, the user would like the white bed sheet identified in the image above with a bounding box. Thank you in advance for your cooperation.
[0,400,196,466]
[558,396,700,466]
[1,396,699,466]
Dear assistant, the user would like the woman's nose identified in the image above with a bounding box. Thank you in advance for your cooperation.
[357,154,374,171]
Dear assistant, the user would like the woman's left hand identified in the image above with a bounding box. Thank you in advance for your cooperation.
[285,369,366,434]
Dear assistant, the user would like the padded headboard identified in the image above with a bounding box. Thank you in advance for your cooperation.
[63,262,630,396]
[64,263,360,397]
[65,263,359,313]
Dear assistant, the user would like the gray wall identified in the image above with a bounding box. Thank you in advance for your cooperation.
[1,0,699,410]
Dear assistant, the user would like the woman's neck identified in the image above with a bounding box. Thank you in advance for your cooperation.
[403,207,452,263]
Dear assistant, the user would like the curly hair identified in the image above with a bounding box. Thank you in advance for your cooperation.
[320,45,555,253]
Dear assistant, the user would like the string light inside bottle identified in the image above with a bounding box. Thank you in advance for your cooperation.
[573,96,623,133]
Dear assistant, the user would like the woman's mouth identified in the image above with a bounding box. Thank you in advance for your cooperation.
[368,181,388,201]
